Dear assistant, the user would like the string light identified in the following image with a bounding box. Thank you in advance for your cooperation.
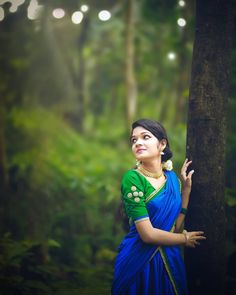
[98,10,111,21]
[178,0,186,7]
[0,6,4,21]
[52,8,65,19]
[81,5,89,12]
[177,18,186,27]
[27,0,43,20]
[0,0,25,13]
[71,11,83,24]
[167,52,176,60]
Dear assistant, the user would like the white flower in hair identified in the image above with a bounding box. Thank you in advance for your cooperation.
[162,159,173,171]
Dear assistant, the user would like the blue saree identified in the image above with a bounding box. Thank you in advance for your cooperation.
[112,170,188,295]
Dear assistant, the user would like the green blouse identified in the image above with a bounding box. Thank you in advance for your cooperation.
[121,169,166,224]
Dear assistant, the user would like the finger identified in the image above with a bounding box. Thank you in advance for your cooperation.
[194,235,206,240]
[189,232,206,239]
[187,170,194,179]
[188,169,194,175]
[181,159,188,170]
[185,160,192,168]
[195,231,205,235]
[196,236,206,240]
[188,243,196,248]
[183,158,188,165]
[182,159,192,168]
[181,162,193,176]
[182,159,189,168]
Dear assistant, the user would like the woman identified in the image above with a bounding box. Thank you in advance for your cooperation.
[112,119,206,295]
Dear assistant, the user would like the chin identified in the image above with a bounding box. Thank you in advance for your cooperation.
[136,155,146,162]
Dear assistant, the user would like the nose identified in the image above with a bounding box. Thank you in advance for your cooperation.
[135,138,143,146]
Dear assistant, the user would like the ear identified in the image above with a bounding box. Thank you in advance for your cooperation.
[160,139,167,151]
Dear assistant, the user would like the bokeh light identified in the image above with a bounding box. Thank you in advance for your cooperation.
[167,52,176,60]
[178,0,186,7]
[71,11,83,24]
[0,0,25,13]
[9,5,17,12]
[52,8,65,19]
[0,6,4,21]
[81,4,89,12]
[177,18,186,27]
[11,0,25,12]
[27,0,43,20]
[98,10,111,21]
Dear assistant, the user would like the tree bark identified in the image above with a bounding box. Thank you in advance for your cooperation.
[125,0,137,126]
[0,104,7,197]
[76,15,90,132]
[185,0,234,294]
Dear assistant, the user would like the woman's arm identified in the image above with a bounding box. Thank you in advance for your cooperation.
[175,187,191,232]
[175,159,194,233]
[136,218,205,247]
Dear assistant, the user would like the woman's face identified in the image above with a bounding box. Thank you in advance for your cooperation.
[130,126,166,162]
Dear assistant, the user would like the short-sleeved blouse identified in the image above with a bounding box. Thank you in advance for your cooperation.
[121,169,166,223]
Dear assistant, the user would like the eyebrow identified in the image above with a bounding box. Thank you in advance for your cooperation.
[130,131,151,139]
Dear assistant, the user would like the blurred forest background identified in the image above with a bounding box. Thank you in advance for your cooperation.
[0,0,235,294]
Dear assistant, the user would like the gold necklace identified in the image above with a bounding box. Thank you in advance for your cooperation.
[138,165,163,179]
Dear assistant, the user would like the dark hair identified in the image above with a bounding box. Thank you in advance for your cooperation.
[131,118,173,162]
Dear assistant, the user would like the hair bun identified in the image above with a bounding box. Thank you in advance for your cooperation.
[162,159,173,171]
[161,146,172,162]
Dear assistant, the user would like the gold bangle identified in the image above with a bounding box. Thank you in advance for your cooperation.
[183,230,188,244]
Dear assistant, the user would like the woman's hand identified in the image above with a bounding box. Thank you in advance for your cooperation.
[180,158,194,193]
[183,230,206,248]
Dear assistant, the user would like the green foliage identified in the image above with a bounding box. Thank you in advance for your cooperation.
[6,105,128,234]
[0,233,81,295]
[0,231,115,294]
[1,106,127,293]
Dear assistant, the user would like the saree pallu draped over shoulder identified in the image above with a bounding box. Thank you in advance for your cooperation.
[112,171,188,295]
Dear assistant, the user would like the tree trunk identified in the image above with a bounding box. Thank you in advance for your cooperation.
[185,1,234,294]
[125,0,137,126]
[0,104,7,197]
[76,15,90,132]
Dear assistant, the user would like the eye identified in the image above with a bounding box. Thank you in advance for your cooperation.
[143,134,151,140]
[131,138,137,144]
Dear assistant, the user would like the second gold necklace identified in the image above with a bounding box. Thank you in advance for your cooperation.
[138,165,163,179]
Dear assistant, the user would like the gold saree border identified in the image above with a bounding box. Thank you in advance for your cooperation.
[134,169,167,204]
[134,217,149,224]
[149,224,179,295]
[148,247,179,295]
[159,248,179,295]
[145,180,167,203]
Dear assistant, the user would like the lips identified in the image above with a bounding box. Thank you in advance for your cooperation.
[136,148,146,153]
